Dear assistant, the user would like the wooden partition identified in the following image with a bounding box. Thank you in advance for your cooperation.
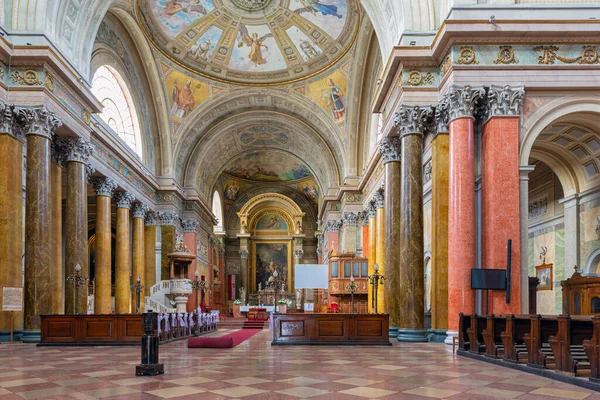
[41,315,143,345]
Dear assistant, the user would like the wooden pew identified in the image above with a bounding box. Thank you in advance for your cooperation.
[524,315,558,369]
[583,316,600,382]
[549,315,593,377]
[467,314,487,354]
[483,314,506,358]
[500,315,532,364]
[458,313,470,351]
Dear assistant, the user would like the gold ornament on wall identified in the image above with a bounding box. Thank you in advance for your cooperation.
[534,45,599,65]
[440,54,452,76]
[44,73,55,92]
[82,110,91,125]
[456,46,479,65]
[403,70,435,86]
[11,69,43,85]
[494,46,518,64]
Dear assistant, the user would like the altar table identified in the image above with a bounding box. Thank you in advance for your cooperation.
[240,306,275,313]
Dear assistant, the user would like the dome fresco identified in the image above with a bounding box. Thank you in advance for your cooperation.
[136,0,359,85]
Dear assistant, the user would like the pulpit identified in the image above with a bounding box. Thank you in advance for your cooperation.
[167,242,195,312]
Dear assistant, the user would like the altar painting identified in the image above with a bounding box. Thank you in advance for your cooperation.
[254,242,291,293]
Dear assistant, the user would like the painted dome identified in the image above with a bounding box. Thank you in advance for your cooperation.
[136,0,359,85]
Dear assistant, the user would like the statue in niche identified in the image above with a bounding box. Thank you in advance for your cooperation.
[295,221,303,235]
[240,221,248,234]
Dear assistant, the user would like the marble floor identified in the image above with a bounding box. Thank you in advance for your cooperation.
[0,329,597,400]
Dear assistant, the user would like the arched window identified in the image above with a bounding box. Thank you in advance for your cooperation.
[212,191,223,233]
[91,65,142,159]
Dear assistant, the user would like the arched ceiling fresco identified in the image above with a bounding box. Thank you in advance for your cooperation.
[223,150,311,182]
[136,0,360,85]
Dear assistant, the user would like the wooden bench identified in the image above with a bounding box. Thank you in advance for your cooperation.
[467,314,487,355]
[500,314,531,364]
[549,315,593,377]
[483,314,506,359]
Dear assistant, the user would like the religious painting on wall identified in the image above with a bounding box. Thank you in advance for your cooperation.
[223,152,311,182]
[536,263,553,290]
[308,69,348,122]
[223,180,241,201]
[256,214,288,230]
[298,179,319,201]
[254,242,291,292]
[165,71,209,119]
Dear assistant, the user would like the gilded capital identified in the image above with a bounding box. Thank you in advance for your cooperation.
[92,176,117,198]
[445,85,487,122]
[182,219,199,233]
[378,136,401,164]
[61,137,94,164]
[15,106,62,139]
[487,85,525,118]
[394,105,434,137]
[114,191,135,209]
[132,202,149,219]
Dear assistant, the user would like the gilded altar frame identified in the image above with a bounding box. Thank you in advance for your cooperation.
[251,240,293,294]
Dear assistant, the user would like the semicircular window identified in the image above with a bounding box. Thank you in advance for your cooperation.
[91,65,142,159]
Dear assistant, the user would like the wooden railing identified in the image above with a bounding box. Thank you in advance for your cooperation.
[458,313,600,382]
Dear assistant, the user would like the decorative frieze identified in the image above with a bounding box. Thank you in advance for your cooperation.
[239,249,249,259]
[61,137,94,164]
[159,212,180,226]
[403,70,435,86]
[342,212,359,226]
[394,105,434,137]
[15,106,62,139]
[534,45,599,65]
[494,46,518,65]
[182,219,199,233]
[455,46,479,65]
[145,211,159,226]
[528,195,548,219]
[379,136,401,164]
[445,85,487,122]
[132,202,149,219]
[114,191,134,209]
[487,85,525,118]
[92,177,117,198]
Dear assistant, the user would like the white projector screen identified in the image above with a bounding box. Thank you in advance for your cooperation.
[294,264,329,289]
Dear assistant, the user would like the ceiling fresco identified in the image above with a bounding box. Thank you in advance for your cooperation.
[136,0,359,85]
[223,151,312,182]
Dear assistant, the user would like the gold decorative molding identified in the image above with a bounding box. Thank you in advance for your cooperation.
[494,45,518,64]
[11,70,43,85]
[456,46,479,65]
[82,110,91,125]
[44,73,55,91]
[534,45,599,64]
[440,55,452,76]
[403,71,435,86]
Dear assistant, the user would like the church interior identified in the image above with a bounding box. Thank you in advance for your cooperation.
[1,0,600,398]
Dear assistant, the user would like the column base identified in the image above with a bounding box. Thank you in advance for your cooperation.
[428,329,448,343]
[0,330,23,342]
[388,327,399,338]
[444,330,458,345]
[21,330,41,343]
[397,329,428,342]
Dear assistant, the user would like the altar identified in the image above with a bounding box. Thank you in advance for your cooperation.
[240,305,275,313]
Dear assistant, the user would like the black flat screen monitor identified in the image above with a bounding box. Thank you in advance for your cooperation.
[471,269,506,290]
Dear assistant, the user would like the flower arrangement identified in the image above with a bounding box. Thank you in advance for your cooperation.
[169,300,176,307]
[233,299,242,305]
[277,299,287,305]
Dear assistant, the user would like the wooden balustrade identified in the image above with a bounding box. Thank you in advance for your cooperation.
[458,313,600,384]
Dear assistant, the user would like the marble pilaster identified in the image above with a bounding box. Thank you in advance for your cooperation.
[92,177,117,314]
[144,212,158,297]
[446,85,485,342]
[0,104,24,338]
[50,138,65,315]
[132,203,148,313]
[114,191,134,314]
[159,212,178,281]
[22,107,62,340]
[519,166,535,313]
[379,136,401,330]
[396,106,433,342]
[366,202,377,313]
[63,137,93,317]
[374,187,385,314]
[182,219,198,312]
[341,212,358,253]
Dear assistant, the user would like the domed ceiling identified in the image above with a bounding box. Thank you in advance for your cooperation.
[136,0,359,85]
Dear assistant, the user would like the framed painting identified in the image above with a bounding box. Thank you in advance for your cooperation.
[535,263,553,291]
[252,241,292,293]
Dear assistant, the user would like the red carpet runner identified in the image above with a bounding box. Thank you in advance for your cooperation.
[188,329,262,348]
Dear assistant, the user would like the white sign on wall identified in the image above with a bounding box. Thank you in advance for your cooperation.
[2,287,23,312]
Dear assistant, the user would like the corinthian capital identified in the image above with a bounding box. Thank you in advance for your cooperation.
[374,188,385,209]
[132,202,149,219]
[239,249,249,259]
[15,106,62,139]
[145,211,159,226]
[378,136,401,164]
[0,103,20,138]
[159,212,180,226]
[487,85,525,118]
[342,212,358,226]
[394,105,434,137]
[92,176,117,198]
[326,219,342,233]
[435,96,450,134]
[182,219,199,233]
[445,85,487,122]
[60,137,94,164]
[365,201,376,218]
[114,191,135,209]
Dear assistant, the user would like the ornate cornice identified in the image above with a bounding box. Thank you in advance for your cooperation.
[145,211,159,226]
[132,202,149,219]
[394,105,434,137]
[374,189,385,209]
[114,191,134,209]
[445,85,487,122]
[365,201,377,218]
[326,219,343,233]
[182,219,199,233]
[15,106,62,139]
[61,137,94,165]
[378,136,401,164]
[342,212,359,226]
[159,212,180,226]
[239,249,249,259]
[487,85,525,118]
[435,96,450,134]
[92,177,117,198]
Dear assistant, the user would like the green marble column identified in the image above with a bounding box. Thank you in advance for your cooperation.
[22,107,62,342]
[379,137,401,336]
[64,138,94,316]
[396,105,433,342]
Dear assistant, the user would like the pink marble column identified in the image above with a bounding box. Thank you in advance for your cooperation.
[482,85,525,315]
[446,86,486,338]
[182,219,198,312]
